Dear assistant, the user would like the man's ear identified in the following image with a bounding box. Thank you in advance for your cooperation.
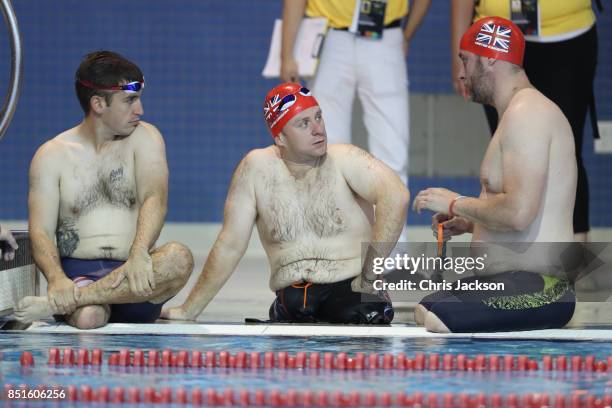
[275,132,287,147]
[90,94,108,115]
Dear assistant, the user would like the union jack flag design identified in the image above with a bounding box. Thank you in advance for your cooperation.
[264,94,281,121]
[475,23,511,53]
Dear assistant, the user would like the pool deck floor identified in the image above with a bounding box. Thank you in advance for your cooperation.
[19,321,612,341]
[9,254,609,339]
[4,223,612,336]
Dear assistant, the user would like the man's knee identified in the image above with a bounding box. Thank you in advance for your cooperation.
[68,305,110,330]
[161,241,194,284]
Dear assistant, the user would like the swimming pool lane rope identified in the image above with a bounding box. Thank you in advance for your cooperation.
[19,349,612,372]
[2,383,611,407]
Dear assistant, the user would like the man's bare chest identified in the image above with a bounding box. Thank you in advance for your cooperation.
[480,138,503,193]
[59,153,138,216]
[257,168,349,242]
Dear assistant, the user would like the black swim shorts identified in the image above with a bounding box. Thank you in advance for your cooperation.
[269,278,394,324]
[419,271,575,332]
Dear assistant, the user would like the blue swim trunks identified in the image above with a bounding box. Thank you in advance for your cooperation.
[61,257,164,323]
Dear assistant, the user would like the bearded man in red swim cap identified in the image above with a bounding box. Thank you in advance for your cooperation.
[163,83,409,324]
[412,17,578,333]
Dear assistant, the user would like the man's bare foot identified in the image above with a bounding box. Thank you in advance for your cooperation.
[14,296,54,323]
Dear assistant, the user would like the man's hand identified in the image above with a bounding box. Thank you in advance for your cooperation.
[351,274,377,295]
[403,35,411,58]
[160,305,196,321]
[0,226,18,261]
[47,276,80,315]
[111,248,155,297]
[280,58,299,83]
[432,213,472,241]
[351,275,392,306]
[413,188,460,215]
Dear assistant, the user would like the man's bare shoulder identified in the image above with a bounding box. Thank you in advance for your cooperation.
[328,143,370,160]
[240,146,279,171]
[226,147,276,196]
[327,144,375,169]
[506,89,564,127]
[129,121,164,145]
[501,89,561,142]
[32,127,78,164]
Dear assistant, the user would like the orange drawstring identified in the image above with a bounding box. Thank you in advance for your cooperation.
[437,223,444,257]
[291,282,313,309]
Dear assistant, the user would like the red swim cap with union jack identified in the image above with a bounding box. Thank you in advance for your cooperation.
[460,17,525,66]
[263,83,319,137]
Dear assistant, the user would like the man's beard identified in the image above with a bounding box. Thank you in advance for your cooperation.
[468,60,494,106]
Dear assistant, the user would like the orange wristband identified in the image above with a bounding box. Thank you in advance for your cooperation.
[449,195,466,218]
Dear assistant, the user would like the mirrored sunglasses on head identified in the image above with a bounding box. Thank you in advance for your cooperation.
[78,78,145,93]
[278,87,311,112]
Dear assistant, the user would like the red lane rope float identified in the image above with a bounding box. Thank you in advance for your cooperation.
[18,351,34,367]
[2,385,610,407]
[33,349,612,372]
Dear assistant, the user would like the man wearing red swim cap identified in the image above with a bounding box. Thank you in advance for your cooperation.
[162,82,410,324]
[412,17,578,333]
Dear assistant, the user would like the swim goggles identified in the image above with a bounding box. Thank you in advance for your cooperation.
[278,87,312,112]
[77,78,145,93]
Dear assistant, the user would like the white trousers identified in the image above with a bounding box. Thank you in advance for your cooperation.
[309,27,410,185]
[310,28,410,241]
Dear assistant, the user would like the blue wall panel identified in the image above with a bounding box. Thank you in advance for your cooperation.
[0,1,609,226]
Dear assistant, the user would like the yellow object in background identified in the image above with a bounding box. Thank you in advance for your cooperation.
[475,0,595,38]
[306,0,409,29]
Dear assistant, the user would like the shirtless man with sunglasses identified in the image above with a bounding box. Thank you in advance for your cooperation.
[15,51,193,329]
[162,82,410,324]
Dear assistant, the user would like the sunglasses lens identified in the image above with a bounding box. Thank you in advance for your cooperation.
[122,82,143,92]
[279,94,296,111]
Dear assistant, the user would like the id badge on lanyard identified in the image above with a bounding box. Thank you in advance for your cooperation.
[510,0,539,36]
[350,0,388,39]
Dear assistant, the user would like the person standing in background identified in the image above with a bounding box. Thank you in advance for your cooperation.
[451,0,599,242]
[281,0,431,242]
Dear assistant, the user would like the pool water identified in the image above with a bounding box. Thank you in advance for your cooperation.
[1,334,611,397]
